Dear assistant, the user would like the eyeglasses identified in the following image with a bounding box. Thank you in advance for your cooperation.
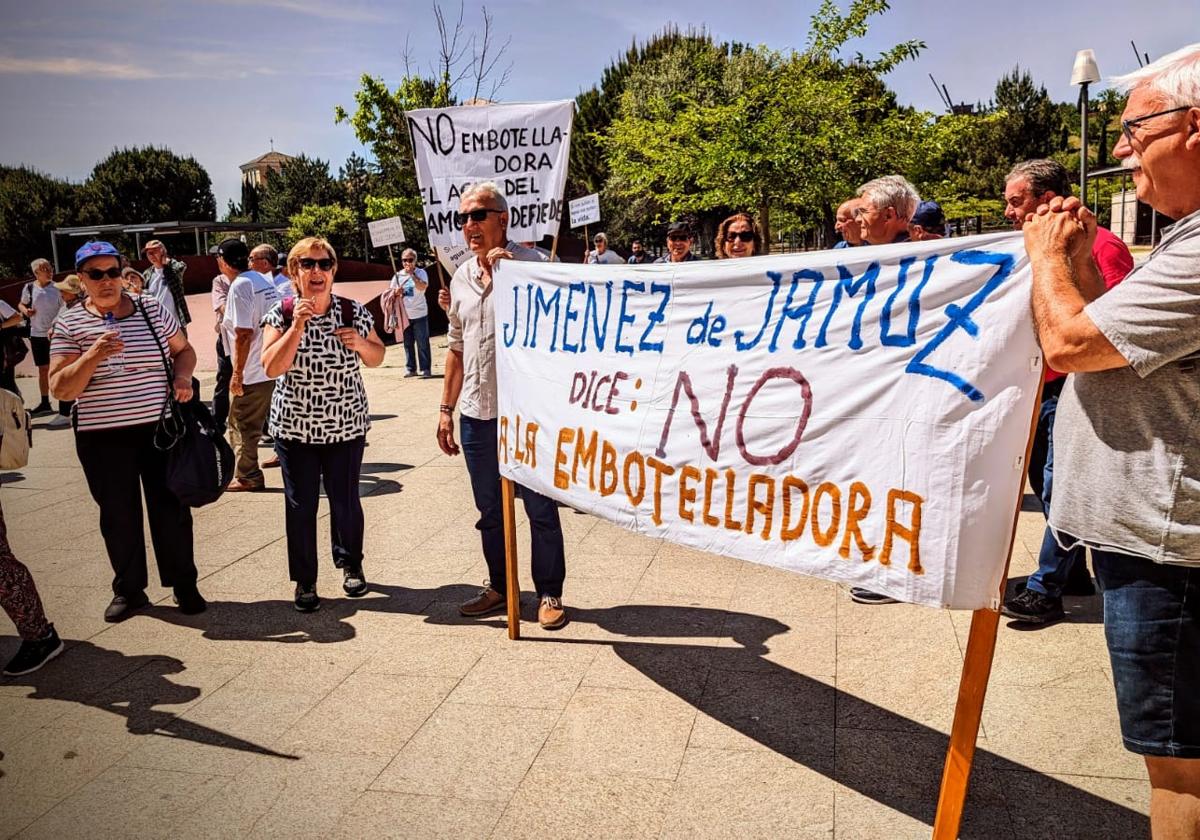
[249,255,270,262]
[298,257,335,271]
[667,234,690,242]
[725,231,755,243]
[401,257,415,263]
[83,267,123,281]
[453,208,504,225]
[1121,106,1194,144]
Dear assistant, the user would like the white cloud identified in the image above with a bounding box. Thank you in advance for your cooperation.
[213,0,384,23]
[0,56,160,80]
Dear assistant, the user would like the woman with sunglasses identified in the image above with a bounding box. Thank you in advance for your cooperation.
[261,237,386,612]
[48,241,204,622]
[391,248,432,378]
[715,213,762,259]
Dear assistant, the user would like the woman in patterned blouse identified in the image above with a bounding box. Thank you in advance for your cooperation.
[261,237,385,613]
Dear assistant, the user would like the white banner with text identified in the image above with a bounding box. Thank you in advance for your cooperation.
[494,233,1040,610]
[407,100,574,250]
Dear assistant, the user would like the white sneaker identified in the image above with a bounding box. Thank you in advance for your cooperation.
[47,414,71,428]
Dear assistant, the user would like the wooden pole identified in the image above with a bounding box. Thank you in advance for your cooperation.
[501,476,521,640]
[583,225,588,263]
[431,246,449,289]
[386,244,398,275]
[932,376,1045,839]
[549,235,560,263]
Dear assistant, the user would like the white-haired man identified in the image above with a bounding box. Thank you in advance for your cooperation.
[856,175,920,246]
[1024,43,1200,837]
[833,197,865,248]
[436,181,568,630]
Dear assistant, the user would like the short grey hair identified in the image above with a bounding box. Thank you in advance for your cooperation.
[1005,159,1072,198]
[30,258,51,274]
[460,180,508,213]
[857,175,920,223]
[594,232,607,244]
[251,243,278,263]
[1111,42,1200,108]
[401,247,417,261]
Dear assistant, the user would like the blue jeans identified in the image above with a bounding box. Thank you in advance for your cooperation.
[1027,383,1087,597]
[1093,549,1200,757]
[275,436,366,585]
[460,415,565,598]
[403,316,431,375]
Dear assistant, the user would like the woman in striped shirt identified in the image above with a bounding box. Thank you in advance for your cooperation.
[48,241,205,623]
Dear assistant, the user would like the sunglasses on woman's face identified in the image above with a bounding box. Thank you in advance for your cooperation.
[83,267,123,281]
[725,231,755,243]
[298,257,335,271]
[453,208,503,225]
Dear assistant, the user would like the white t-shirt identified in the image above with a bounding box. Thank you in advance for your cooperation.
[222,271,280,385]
[586,249,623,265]
[391,268,429,319]
[273,272,294,298]
[0,300,16,321]
[21,282,63,337]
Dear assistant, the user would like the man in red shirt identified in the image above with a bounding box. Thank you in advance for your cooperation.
[1000,158,1134,624]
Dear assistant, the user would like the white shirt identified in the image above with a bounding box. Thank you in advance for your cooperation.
[222,271,280,385]
[22,282,63,337]
[586,249,623,265]
[392,268,429,319]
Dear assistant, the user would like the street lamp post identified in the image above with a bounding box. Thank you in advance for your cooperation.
[1071,49,1101,207]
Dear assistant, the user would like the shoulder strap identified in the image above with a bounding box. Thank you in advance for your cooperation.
[135,297,174,388]
[337,296,355,329]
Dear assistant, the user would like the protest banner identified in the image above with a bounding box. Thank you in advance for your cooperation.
[494,232,1040,610]
[406,100,574,251]
[569,193,601,229]
[367,216,406,248]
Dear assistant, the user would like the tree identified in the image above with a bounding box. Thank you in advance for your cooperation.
[258,155,344,224]
[78,146,215,228]
[0,166,79,277]
[287,204,362,260]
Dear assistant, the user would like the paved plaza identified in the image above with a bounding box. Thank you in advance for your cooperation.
[0,342,1149,839]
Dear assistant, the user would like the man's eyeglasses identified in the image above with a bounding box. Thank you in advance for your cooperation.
[83,267,122,281]
[298,257,335,271]
[667,234,690,242]
[401,257,415,263]
[1121,106,1194,144]
[725,231,755,243]
[454,208,504,225]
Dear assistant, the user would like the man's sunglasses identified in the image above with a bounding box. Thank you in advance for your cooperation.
[725,231,755,243]
[298,257,335,271]
[454,208,504,225]
[667,234,690,242]
[1121,106,1194,144]
[83,267,122,281]
[401,257,415,263]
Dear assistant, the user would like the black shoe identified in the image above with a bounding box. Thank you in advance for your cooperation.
[3,625,64,676]
[172,586,207,615]
[421,372,433,379]
[294,583,320,612]
[31,401,53,417]
[849,587,898,605]
[1001,587,1064,624]
[403,371,417,378]
[104,592,150,622]
[342,566,368,597]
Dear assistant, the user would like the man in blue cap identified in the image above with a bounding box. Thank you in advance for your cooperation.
[908,200,946,241]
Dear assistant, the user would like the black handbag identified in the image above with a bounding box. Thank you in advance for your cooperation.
[137,299,234,507]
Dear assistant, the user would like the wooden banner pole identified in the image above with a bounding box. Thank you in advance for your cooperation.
[583,225,588,262]
[501,476,521,640]
[386,244,398,275]
[549,235,560,263]
[932,376,1045,839]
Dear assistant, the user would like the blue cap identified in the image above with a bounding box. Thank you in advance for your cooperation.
[910,200,945,229]
[75,240,121,269]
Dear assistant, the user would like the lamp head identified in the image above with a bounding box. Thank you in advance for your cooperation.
[1071,49,1101,85]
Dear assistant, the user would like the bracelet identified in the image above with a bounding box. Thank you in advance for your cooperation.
[439,404,455,414]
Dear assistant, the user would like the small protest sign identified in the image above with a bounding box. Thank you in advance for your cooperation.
[569,194,601,229]
[367,216,406,248]
[494,233,1040,610]
[406,100,574,250]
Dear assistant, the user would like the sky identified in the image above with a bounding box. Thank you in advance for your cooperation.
[0,0,1195,212]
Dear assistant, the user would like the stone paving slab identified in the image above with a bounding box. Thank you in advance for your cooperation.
[0,345,1148,839]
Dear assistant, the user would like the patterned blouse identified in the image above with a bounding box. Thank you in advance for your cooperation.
[261,296,373,444]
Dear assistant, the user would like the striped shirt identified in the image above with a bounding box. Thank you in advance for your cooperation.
[50,294,180,431]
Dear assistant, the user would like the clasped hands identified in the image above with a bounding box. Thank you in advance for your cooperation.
[1022,195,1098,263]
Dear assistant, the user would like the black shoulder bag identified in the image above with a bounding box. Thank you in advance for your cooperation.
[137,299,234,507]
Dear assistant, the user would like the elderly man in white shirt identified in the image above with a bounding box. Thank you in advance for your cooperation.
[437,181,567,630]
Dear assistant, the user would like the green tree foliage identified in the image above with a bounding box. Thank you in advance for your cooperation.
[0,166,79,278]
[287,204,363,260]
[602,0,929,250]
[258,155,345,224]
[78,146,215,226]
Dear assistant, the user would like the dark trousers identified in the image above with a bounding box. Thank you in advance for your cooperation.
[213,338,232,434]
[275,436,366,585]
[402,316,432,375]
[74,422,196,597]
[460,415,565,598]
[1026,378,1088,597]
